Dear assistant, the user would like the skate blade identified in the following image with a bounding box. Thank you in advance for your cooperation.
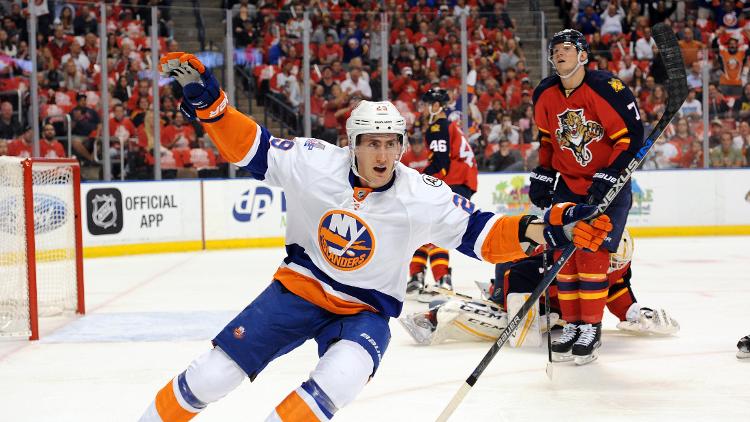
[574,352,599,365]
[551,352,574,363]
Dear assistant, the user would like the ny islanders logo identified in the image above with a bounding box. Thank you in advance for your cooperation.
[555,108,604,166]
[318,210,375,271]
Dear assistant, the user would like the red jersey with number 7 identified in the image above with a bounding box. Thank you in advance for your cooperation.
[533,70,644,195]
[422,118,478,192]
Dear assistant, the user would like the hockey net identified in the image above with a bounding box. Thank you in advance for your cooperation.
[0,157,84,340]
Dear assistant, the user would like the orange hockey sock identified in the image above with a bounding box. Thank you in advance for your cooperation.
[428,247,450,281]
[577,249,609,324]
[409,245,430,276]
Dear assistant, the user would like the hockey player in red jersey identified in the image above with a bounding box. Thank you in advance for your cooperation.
[406,88,480,297]
[139,52,612,421]
[529,29,645,365]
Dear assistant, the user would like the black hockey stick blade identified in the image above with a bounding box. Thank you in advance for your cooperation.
[436,23,689,422]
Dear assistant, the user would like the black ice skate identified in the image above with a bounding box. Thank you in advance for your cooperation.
[572,322,602,365]
[738,335,750,359]
[437,268,453,291]
[406,271,425,299]
[551,323,579,362]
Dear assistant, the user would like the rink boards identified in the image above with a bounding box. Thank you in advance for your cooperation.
[79,169,750,257]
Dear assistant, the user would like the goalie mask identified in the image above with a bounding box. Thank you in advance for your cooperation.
[609,228,633,273]
[548,29,589,79]
[345,100,407,182]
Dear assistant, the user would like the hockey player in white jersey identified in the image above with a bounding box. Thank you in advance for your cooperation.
[139,52,613,421]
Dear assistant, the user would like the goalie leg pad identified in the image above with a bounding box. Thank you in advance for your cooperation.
[431,299,507,344]
[507,293,542,348]
[616,303,680,335]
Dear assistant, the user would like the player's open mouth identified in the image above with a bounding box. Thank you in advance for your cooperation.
[374,165,387,174]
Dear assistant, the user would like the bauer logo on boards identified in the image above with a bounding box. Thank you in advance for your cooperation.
[318,210,375,271]
[87,188,123,235]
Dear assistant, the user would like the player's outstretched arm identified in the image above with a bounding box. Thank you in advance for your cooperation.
[160,52,259,165]
[540,202,612,251]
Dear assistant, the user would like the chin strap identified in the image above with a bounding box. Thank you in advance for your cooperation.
[550,51,588,80]
[428,105,443,124]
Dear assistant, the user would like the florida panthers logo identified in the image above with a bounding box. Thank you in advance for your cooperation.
[318,210,375,271]
[555,108,604,166]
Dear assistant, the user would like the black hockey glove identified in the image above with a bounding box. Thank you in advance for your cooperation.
[587,166,620,205]
[528,166,557,209]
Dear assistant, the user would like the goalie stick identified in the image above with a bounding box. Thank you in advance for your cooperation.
[435,22,688,422]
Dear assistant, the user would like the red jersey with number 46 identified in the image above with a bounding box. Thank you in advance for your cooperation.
[533,70,644,195]
[422,118,478,192]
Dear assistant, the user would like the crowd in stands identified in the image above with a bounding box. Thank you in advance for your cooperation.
[2,0,749,180]
[230,0,536,172]
[0,0,223,179]
[231,0,750,172]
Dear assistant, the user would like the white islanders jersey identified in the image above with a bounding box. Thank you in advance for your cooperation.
[202,111,528,318]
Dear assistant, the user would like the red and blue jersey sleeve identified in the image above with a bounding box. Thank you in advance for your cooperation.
[586,72,644,172]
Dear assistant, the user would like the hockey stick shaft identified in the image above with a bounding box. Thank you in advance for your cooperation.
[435,23,687,422]
[543,252,552,364]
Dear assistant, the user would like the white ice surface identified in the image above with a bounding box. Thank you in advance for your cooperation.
[1,236,749,421]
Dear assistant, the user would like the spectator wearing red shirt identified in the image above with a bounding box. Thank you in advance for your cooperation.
[47,26,70,64]
[400,137,430,173]
[392,67,420,105]
[161,112,196,150]
[330,60,347,82]
[150,147,185,174]
[679,140,705,168]
[40,124,66,158]
[477,79,504,114]
[127,80,153,113]
[181,139,218,173]
[318,34,344,64]
[109,103,137,143]
[7,128,32,158]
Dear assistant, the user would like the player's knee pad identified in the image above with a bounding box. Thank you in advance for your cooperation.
[183,346,246,405]
[310,339,373,410]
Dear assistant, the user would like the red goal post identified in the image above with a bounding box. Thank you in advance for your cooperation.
[0,157,85,340]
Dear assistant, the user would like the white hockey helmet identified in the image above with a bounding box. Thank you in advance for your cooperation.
[609,228,633,273]
[345,100,407,177]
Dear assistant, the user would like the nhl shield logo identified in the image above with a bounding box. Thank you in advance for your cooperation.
[318,210,375,271]
[92,194,118,229]
[86,188,123,235]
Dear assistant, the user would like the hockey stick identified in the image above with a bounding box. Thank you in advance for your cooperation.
[543,252,553,379]
[435,23,688,422]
